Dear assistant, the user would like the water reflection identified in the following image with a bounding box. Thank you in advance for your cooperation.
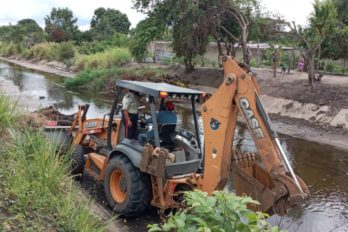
[0,61,111,117]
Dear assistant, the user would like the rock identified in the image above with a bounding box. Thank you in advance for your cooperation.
[329,109,348,129]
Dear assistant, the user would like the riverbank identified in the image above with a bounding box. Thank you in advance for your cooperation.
[1,56,348,151]
[0,56,75,78]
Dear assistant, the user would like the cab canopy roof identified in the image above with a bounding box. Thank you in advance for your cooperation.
[116,80,204,98]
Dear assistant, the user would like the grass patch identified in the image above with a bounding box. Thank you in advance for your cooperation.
[0,97,106,231]
[65,66,166,93]
[65,67,125,91]
[0,42,76,62]
[0,94,19,131]
[0,42,26,57]
[75,47,131,71]
[24,42,76,62]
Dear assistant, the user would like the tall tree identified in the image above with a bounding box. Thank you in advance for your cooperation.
[17,19,45,46]
[335,0,348,25]
[289,0,338,85]
[132,0,212,72]
[90,8,131,39]
[319,0,348,73]
[133,0,260,71]
[0,19,45,45]
[44,7,79,42]
[310,0,338,72]
[129,16,166,62]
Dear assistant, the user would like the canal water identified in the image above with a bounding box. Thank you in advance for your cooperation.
[0,60,347,232]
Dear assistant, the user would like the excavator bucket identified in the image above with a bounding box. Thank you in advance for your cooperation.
[234,154,309,215]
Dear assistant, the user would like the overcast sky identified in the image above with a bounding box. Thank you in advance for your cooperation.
[0,0,315,30]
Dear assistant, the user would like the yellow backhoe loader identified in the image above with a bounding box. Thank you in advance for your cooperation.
[68,56,309,217]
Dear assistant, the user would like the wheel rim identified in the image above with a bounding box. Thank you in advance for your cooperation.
[110,170,127,203]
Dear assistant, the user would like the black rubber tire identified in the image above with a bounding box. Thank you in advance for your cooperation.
[104,155,152,217]
[71,145,85,178]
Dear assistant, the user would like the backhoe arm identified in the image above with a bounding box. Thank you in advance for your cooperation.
[199,57,309,215]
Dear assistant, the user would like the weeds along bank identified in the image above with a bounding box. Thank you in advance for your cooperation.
[0,33,132,72]
[0,94,106,231]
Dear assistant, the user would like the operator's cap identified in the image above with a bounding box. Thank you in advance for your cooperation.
[166,101,175,110]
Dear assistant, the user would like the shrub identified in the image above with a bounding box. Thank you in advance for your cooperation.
[0,94,18,131]
[56,41,75,61]
[77,33,129,55]
[0,43,25,57]
[27,43,58,61]
[65,67,124,90]
[148,190,281,232]
[74,47,131,71]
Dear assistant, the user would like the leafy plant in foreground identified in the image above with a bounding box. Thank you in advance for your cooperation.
[148,190,281,232]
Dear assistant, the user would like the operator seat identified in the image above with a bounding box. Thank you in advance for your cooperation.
[158,123,177,149]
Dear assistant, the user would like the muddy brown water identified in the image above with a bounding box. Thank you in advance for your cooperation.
[1,60,347,232]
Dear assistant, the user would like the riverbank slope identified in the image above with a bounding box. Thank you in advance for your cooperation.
[1,56,348,151]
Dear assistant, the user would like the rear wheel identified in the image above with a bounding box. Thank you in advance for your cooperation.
[104,155,152,217]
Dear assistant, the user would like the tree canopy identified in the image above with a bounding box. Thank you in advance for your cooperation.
[90,8,131,39]
[132,0,261,72]
[44,7,79,42]
[0,19,45,45]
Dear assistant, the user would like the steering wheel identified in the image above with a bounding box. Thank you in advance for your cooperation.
[138,112,152,122]
[138,112,152,129]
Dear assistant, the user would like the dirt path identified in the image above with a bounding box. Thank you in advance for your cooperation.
[0,57,75,78]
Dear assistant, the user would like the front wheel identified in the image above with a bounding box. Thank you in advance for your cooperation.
[71,145,85,179]
[104,155,152,217]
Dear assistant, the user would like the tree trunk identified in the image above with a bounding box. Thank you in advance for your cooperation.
[316,44,321,72]
[242,42,248,65]
[184,58,194,73]
[256,41,260,68]
[241,29,249,64]
[231,43,237,57]
[343,57,346,75]
[307,51,315,86]
[288,41,295,74]
[217,40,223,67]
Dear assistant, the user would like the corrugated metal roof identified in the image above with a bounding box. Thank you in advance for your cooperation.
[116,80,204,97]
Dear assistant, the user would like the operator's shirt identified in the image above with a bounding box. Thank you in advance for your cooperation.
[122,92,139,114]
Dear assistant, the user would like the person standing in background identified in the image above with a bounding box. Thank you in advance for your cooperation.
[298,55,305,72]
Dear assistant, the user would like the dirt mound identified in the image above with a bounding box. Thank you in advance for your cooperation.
[28,106,76,127]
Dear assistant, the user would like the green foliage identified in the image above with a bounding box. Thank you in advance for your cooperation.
[78,33,129,55]
[65,67,123,90]
[0,129,105,231]
[65,66,165,91]
[45,7,79,42]
[335,0,348,25]
[0,42,25,57]
[56,41,75,61]
[133,0,262,71]
[321,0,348,61]
[0,19,45,45]
[75,47,131,71]
[90,8,131,39]
[0,94,18,131]
[130,16,166,62]
[311,0,338,38]
[21,42,75,61]
[148,190,281,232]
